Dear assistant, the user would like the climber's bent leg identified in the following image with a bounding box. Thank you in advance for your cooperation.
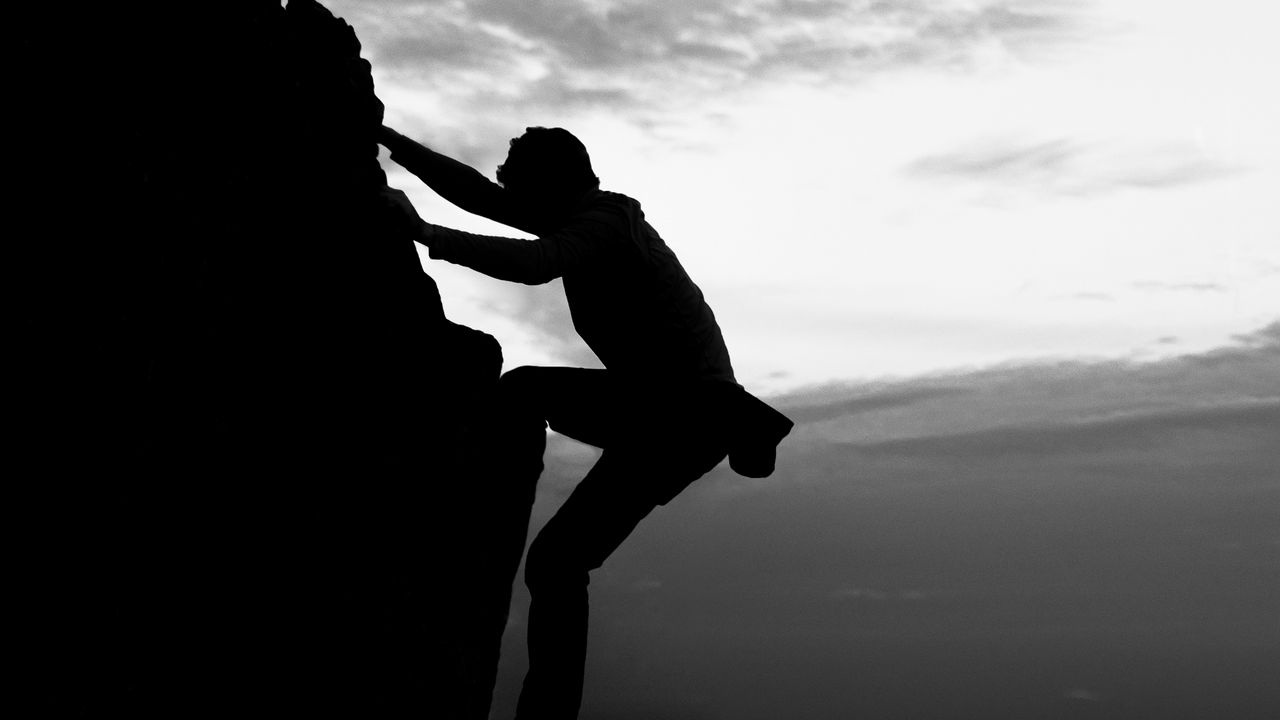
[501,367,730,719]
[514,450,658,720]
[497,366,632,449]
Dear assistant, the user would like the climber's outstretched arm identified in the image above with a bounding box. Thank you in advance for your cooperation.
[378,126,540,236]
[377,186,609,286]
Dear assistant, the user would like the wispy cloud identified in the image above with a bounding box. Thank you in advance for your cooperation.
[779,384,972,425]
[771,319,1280,443]
[847,399,1280,461]
[907,138,1079,182]
[1133,280,1228,293]
[1233,321,1280,347]
[904,137,1241,196]
[329,0,1098,120]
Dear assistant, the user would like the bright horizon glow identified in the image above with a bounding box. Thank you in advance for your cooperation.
[333,0,1278,395]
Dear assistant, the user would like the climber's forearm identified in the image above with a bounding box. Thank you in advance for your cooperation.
[418,223,559,286]
[379,126,509,222]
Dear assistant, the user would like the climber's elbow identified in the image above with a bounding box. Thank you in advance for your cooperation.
[517,267,560,286]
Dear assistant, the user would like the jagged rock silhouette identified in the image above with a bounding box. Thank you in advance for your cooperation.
[19,2,524,718]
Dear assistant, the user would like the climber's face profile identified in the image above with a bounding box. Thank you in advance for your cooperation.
[497,127,600,229]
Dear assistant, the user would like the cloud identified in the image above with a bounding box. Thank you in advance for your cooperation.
[768,319,1280,445]
[905,137,1241,196]
[330,0,1099,121]
[778,384,972,425]
[1233,321,1280,347]
[907,138,1079,181]
[371,15,513,72]
[889,0,1095,63]
[846,398,1280,461]
[1133,281,1228,293]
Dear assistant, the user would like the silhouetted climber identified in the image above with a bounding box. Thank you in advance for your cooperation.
[378,125,793,719]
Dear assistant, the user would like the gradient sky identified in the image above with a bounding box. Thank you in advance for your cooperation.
[317,1,1278,717]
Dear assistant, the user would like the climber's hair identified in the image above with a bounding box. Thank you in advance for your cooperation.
[496,127,600,194]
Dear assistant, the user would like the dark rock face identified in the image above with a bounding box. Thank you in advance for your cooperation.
[19,2,525,717]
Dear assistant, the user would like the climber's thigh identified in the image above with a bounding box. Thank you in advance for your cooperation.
[502,366,642,449]
[529,450,661,575]
[500,367,725,466]
[532,437,726,580]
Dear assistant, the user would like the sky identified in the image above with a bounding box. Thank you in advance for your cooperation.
[330,0,1280,396]
[314,1,1280,717]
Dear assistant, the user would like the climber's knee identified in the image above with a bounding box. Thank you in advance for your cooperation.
[496,365,551,426]
[499,365,543,397]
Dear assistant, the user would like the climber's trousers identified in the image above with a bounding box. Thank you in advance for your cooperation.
[499,366,729,720]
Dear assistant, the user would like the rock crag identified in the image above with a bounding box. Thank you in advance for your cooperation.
[20,2,526,717]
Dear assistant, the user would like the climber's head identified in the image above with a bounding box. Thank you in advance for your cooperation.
[497,127,599,224]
